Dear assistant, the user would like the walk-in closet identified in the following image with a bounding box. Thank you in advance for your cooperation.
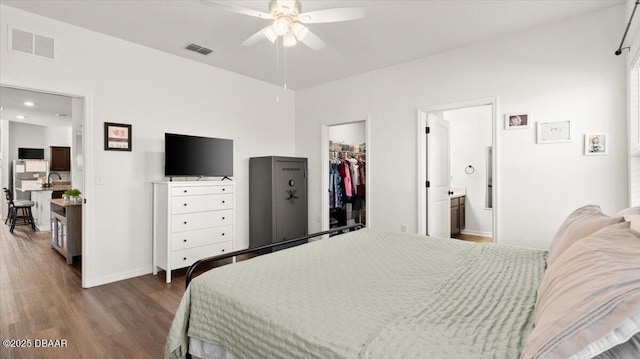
[328,122,366,229]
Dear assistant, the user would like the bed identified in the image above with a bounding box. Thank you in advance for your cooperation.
[165,205,640,359]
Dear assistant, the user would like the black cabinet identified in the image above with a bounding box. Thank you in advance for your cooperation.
[450,196,466,236]
[249,156,308,249]
[50,146,71,171]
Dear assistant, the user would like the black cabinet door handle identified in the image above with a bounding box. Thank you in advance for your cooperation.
[222,188,226,191]
[222,233,225,236]
[183,257,187,261]
[222,200,225,204]
[222,217,225,220]
[183,239,187,243]
[183,221,187,224]
[221,249,225,252]
[183,190,187,193]
[183,203,187,206]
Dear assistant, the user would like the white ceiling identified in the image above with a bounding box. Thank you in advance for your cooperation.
[1,0,625,90]
[0,87,73,127]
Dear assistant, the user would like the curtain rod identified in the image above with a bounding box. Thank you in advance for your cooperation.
[615,0,640,55]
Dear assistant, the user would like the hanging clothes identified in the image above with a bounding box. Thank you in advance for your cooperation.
[348,157,359,196]
[340,160,353,198]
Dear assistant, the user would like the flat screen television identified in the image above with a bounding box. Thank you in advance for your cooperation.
[18,148,44,160]
[164,133,233,178]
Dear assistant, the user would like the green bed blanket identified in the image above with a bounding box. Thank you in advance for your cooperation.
[166,228,547,359]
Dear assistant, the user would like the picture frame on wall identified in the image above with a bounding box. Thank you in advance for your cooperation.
[104,122,132,151]
[504,112,530,130]
[537,121,571,143]
[584,133,608,155]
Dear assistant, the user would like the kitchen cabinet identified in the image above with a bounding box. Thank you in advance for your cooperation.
[50,198,82,265]
[50,146,71,171]
[450,196,466,236]
[32,190,53,231]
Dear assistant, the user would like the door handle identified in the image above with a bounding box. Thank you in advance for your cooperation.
[448,191,454,195]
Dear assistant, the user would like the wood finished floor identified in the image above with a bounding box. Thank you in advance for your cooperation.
[454,233,493,243]
[0,224,198,359]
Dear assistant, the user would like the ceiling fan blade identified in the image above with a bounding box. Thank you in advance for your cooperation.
[241,27,270,47]
[300,30,326,51]
[298,7,364,24]
[201,0,273,20]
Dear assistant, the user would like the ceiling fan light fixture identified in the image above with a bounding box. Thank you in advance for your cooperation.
[291,22,308,41]
[272,17,290,36]
[263,27,278,43]
[283,31,297,47]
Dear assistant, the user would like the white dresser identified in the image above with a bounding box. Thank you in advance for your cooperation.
[152,181,235,283]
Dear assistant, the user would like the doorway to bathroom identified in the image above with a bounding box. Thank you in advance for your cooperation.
[417,98,497,243]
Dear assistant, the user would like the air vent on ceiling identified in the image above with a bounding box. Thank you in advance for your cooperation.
[185,42,214,55]
[9,27,55,59]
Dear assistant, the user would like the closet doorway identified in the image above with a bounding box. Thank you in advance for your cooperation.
[321,118,370,231]
[417,98,498,243]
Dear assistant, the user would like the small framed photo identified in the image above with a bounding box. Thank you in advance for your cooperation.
[505,112,530,130]
[584,133,607,155]
[537,121,571,143]
[104,122,132,151]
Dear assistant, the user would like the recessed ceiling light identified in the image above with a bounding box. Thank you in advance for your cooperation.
[16,115,27,119]
[24,101,35,107]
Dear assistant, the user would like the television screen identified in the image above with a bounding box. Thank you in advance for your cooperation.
[18,148,44,160]
[164,133,233,177]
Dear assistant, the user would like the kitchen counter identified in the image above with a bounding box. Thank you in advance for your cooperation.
[16,185,72,192]
[51,198,82,207]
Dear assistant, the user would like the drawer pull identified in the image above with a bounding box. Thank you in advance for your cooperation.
[222,217,226,220]
[184,221,187,225]
[221,249,225,252]
[222,233,225,236]
[183,203,188,206]
[183,257,187,261]
[183,190,187,193]
[183,239,187,243]
[222,188,226,191]
[222,200,226,204]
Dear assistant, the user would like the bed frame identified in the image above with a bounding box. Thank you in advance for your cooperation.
[185,223,365,289]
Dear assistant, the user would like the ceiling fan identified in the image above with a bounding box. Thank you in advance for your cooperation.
[203,0,365,50]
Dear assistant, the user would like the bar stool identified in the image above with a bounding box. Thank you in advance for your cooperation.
[3,188,35,233]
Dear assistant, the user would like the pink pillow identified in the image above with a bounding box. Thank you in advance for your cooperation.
[546,205,624,266]
[522,222,640,359]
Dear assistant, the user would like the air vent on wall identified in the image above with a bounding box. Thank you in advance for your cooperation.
[184,42,214,55]
[9,27,55,59]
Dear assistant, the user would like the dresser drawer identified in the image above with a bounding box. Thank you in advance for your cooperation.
[171,210,233,232]
[171,241,233,269]
[171,193,233,214]
[171,225,233,250]
[171,185,233,197]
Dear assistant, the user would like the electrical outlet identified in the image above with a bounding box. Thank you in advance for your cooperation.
[401,224,408,233]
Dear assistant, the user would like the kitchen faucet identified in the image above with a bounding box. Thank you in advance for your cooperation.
[47,172,62,187]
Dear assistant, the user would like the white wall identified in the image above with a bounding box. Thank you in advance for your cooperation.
[1,5,296,286]
[446,106,492,237]
[295,5,628,250]
[329,122,366,145]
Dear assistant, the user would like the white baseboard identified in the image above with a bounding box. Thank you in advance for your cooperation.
[461,229,493,238]
[84,267,151,288]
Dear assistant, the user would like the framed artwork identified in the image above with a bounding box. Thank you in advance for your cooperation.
[537,121,571,143]
[505,112,530,130]
[584,133,608,155]
[104,122,132,151]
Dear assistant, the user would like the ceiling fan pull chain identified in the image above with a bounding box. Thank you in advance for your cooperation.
[284,44,287,90]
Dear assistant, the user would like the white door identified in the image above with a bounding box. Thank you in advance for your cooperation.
[427,113,451,238]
